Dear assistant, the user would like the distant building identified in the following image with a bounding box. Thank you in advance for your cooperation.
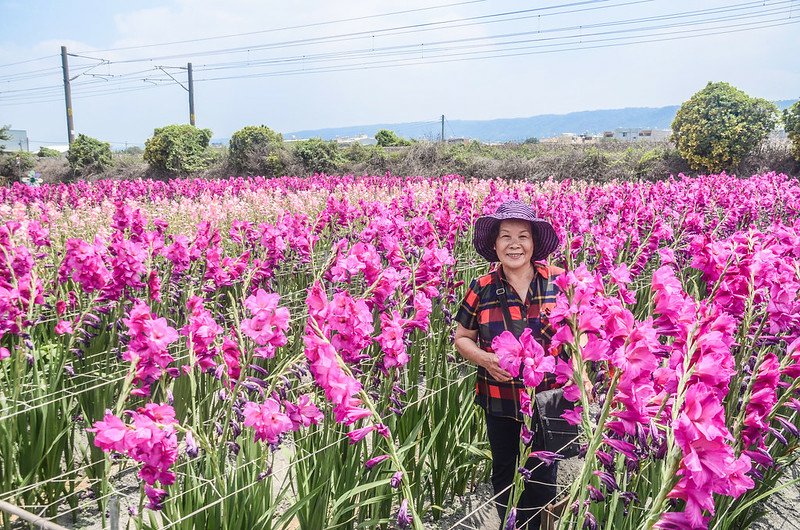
[335,135,377,146]
[42,145,69,153]
[2,129,30,152]
[540,133,599,145]
[602,128,672,142]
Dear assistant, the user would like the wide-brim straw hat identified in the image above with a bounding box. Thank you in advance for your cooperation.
[473,200,559,263]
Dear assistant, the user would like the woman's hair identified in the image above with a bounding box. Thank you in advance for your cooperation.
[490,219,535,244]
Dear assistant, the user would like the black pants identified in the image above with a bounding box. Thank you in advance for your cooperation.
[485,412,558,530]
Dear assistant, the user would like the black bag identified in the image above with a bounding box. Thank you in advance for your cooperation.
[493,270,581,459]
[533,388,581,458]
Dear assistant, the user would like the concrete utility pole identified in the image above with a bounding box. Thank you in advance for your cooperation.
[61,46,75,145]
[188,62,195,125]
[441,114,445,143]
[156,64,196,125]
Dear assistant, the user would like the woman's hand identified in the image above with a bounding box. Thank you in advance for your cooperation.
[480,352,513,383]
[454,324,512,382]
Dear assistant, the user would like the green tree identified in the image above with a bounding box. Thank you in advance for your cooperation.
[0,125,10,151]
[292,138,343,174]
[375,129,412,147]
[784,99,800,161]
[0,152,35,180]
[66,134,113,174]
[671,82,778,172]
[228,125,285,175]
[37,146,61,158]
[144,124,213,173]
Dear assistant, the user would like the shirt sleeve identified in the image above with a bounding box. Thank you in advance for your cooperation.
[454,278,481,331]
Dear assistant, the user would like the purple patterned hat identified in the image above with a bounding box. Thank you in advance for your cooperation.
[473,200,559,263]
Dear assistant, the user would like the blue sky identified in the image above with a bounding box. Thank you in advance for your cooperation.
[1,0,799,148]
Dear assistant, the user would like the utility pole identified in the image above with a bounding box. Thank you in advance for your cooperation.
[156,64,195,125]
[61,46,75,145]
[441,114,445,143]
[187,62,195,126]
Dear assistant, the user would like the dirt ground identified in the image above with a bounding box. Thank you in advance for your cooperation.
[427,459,800,530]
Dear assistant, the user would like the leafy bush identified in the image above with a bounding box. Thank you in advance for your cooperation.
[292,138,344,174]
[578,146,610,180]
[122,146,143,156]
[784,99,800,161]
[67,134,113,174]
[228,125,285,176]
[37,146,61,158]
[375,129,412,147]
[0,151,35,178]
[345,143,388,163]
[672,82,778,172]
[144,124,212,173]
[0,124,10,150]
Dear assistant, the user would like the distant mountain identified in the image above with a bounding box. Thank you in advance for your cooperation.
[279,100,797,144]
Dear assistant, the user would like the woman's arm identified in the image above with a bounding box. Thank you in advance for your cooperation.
[454,324,512,383]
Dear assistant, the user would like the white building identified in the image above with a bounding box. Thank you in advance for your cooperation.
[602,128,672,142]
[335,135,377,146]
[2,129,29,152]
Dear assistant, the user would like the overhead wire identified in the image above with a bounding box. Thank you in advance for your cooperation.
[1,0,793,108]
[2,1,794,108]
[72,1,646,65]
[79,0,493,53]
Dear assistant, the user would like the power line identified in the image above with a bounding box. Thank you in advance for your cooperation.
[0,54,58,69]
[75,0,631,65]
[188,16,800,83]
[0,0,788,99]
[78,0,492,53]
[0,0,778,99]
[1,4,796,108]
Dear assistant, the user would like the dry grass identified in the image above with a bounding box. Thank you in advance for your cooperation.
[24,140,799,184]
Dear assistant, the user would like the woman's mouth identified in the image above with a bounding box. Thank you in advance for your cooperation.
[506,252,523,259]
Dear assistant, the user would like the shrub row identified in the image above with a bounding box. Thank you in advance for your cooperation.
[2,84,798,182]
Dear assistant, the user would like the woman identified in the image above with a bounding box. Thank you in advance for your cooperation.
[454,200,565,530]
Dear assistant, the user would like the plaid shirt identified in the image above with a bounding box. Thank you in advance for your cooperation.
[455,262,566,421]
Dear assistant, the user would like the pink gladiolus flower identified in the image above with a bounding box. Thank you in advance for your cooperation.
[365,454,391,469]
[284,394,323,430]
[561,406,583,426]
[491,331,524,376]
[519,390,533,418]
[59,238,111,292]
[89,411,130,452]
[240,289,290,357]
[54,320,73,335]
[492,328,554,386]
[347,425,377,444]
[243,398,293,444]
[89,404,179,511]
[603,437,638,460]
[181,295,222,371]
[122,300,179,396]
[529,450,564,465]
[654,511,708,530]
[378,311,409,370]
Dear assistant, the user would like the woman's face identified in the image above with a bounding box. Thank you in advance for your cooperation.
[495,219,534,271]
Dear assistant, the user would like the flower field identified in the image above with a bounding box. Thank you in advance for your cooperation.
[0,172,799,530]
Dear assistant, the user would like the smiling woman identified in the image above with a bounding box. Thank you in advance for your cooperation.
[453,200,565,530]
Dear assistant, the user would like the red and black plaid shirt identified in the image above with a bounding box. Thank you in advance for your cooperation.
[455,263,566,421]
